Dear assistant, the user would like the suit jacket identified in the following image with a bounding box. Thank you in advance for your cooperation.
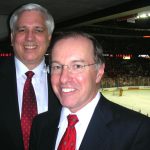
[0,56,60,150]
[29,94,150,150]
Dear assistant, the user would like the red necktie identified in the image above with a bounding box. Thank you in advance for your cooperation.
[21,71,37,150]
[58,114,79,150]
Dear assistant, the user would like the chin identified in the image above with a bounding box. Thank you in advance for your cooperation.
[61,100,74,107]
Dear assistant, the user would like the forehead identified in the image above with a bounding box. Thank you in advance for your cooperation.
[52,36,94,54]
[51,36,95,62]
[17,10,45,24]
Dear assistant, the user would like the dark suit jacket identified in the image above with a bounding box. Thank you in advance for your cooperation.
[29,94,150,150]
[0,56,60,150]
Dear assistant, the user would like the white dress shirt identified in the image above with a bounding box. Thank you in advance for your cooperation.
[55,92,100,150]
[15,57,48,117]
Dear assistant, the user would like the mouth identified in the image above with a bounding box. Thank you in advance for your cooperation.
[24,45,37,49]
[62,88,76,93]
[24,42,37,49]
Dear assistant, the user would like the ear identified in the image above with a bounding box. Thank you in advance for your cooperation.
[96,64,105,83]
[48,35,52,47]
[11,33,14,46]
[48,35,52,41]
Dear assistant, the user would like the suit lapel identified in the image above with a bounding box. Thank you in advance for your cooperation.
[47,72,61,112]
[47,70,62,149]
[79,94,114,150]
[38,111,61,150]
[0,56,24,149]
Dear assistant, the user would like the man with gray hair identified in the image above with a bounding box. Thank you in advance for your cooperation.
[0,3,59,150]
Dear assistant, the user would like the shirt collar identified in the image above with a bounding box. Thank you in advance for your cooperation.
[15,57,47,79]
[58,92,100,128]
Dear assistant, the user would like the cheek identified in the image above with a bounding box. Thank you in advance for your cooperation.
[13,39,24,50]
[83,73,97,88]
[51,76,59,91]
[39,38,50,49]
[51,76,56,85]
[75,75,90,90]
[14,33,24,41]
[12,40,22,50]
[38,35,50,43]
[74,74,85,84]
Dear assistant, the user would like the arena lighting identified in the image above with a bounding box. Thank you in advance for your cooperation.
[136,11,150,19]
[123,55,131,60]
[138,54,150,59]
[0,53,12,57]
[143,35,150,38]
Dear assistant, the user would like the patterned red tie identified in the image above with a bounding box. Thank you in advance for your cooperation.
[58,114,79,150]
[21,71,37,150]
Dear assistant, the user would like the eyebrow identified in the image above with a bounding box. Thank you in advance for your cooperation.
[51,59,86,64]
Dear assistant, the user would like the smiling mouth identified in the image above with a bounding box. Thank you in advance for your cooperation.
[62,88,75,93]
[24,45,37,49]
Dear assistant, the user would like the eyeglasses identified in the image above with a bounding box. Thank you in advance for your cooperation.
[50,63,97,74]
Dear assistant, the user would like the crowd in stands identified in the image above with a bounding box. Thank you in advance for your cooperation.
[101,57,150,88]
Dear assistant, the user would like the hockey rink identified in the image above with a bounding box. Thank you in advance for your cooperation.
[102,89,150,117]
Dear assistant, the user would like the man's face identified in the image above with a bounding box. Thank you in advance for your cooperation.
[11,10,51,69]
[51,36,104,112]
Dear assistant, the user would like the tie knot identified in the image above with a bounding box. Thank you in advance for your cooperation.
[67,114,78,127]
[25,71,34,79]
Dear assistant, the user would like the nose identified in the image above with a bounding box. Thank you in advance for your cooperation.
[60,66,72,84]
[25,30,35,41]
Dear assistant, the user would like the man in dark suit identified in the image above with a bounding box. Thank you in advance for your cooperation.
[0,3,59,150]
[30,31,150,150]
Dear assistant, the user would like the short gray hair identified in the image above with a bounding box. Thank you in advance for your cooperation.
[9,3,54,35]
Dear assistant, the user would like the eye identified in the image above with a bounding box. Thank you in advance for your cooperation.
[51,64,62,70]
[16,27,26,33]
[72,64,84,69]
[35,27,44,33]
